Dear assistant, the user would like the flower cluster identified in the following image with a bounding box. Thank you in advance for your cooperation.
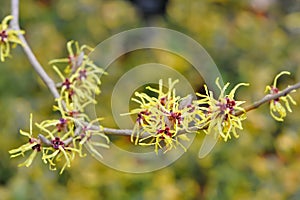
[8,34,299,170]
[9,41,109,174]
[50,40,107,111]
[127,78,250,152]
[125,79,201,153]
[195,78,249,141]
[265,71,297,121]
[0,15,24,62]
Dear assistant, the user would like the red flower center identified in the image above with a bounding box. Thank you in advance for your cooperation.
[0,30,8,42]
[56,118,68,132]
[157,127,172,139]
[271,86,280,101]
[52,137,65,149]
[62,78,72,89]
[78,69,87,80]
[168,111,182,125]
[137,110,151,125]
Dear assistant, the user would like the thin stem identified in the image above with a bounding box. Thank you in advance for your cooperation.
[10,0,60,99]
[103,127,132,136]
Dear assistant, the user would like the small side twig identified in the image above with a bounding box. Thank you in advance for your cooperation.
[103,128,132,136]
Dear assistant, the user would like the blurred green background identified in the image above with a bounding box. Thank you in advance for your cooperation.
[1,0,300,199]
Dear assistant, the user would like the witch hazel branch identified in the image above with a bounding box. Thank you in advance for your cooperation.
[3,0,300,174]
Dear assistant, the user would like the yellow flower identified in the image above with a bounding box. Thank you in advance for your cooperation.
[35,121,80,174]
[49,40,93,74]
[196,78,249,141]
[51,42,106,111]
[125,79,200,153]
[265,71,297,121]
[10,39,110,173]
[10,112,90,174]
[74,118,110,159]
[53,90,90,123]
[36,95,109,173]
[49,40,106,76]
[9,114,41,167]
[0,15,24,62]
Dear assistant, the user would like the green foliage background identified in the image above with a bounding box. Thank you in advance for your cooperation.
[1,0,300,199]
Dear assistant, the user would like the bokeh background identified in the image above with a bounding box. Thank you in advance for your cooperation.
[1,0,300,199]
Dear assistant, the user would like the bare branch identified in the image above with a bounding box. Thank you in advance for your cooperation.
[103,127,132,136]
[10,0,60,99]
[74,121,132,136]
